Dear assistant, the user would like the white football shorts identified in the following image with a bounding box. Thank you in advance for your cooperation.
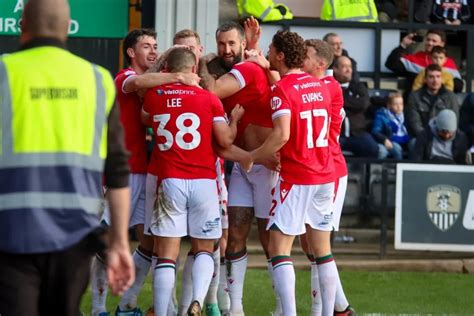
[266,178,334,235]
[102,173,146,227]
[150,178,222,239]
[227,163,278,219]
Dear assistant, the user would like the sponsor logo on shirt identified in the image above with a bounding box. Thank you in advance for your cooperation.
[271,96,282,110]
[162,89,196,95]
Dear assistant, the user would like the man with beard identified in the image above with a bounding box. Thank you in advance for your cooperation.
[199,21,278,316]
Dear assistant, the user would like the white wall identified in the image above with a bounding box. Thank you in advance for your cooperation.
[260,24,400,73]
[155,0,219,54]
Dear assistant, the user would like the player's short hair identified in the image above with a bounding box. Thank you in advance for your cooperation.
[304,39,334,66]
[174,29,201,45]
[425,63,442,77]
[123,28,157,65]
[427,29,446,43]
[166,47,197,73]
[215,21,245,41]
[430,45,446,56]
[272,30,305,69]
[322,32,338,42]
[387,92,403,104]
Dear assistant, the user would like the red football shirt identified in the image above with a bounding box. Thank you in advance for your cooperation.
[222,62,273,142]
[271,72,334,185]
[143,83,226,179]
[322,75,347,178]
[115,68,148,173]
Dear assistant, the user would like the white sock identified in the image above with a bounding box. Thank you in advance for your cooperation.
[205,245,220,305]
[316,254,338,316]
[179,253,194,316]
[153,258,176,316]
[119,248,152,310]
[310,259,322,316]
[271,256,296,316]
[192,251,215,307]
[267,259,283,315]
[168,256,179,316]
[225,249,248,314]
[334,269,349,312]
[91,255,108,316]
[217,258,230,312]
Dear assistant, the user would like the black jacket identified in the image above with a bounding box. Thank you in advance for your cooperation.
[460,93,474,144]
[405,85,459,137]
[413,128,470,164]
[341,81,371,136]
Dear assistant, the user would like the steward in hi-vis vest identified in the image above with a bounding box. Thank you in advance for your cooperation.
[321,0,378,22]
[237,0,293,22]
[0,0,133,314]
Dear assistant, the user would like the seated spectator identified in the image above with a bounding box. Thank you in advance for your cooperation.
[412,46,454,91]
[371,92,410,159]
[406,63,459,137]
[433,0,471,24]
[413,109,470,164]
[324,32,360,82]
[321,0,379,22]
[334,56,380,158]
[385,29,463,92]
[459,93,474,156]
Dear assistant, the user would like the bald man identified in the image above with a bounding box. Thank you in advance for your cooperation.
[0,0,134,315]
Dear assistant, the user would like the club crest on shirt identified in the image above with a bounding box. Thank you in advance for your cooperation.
[426,185,461,232]
[271,96,282,110]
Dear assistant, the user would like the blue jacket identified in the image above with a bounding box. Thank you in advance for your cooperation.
[371,108,410,145]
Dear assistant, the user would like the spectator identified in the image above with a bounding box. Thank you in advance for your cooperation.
[334,56,380,158]
[324,32,360,82]
[413,109,470,164]
[406,64,459,137]
[385,29,463,92]
[412,46,454,91]
[320,0,379,22]
[371,92,410,159]
[459,93,474,149]
[433,0,471,24]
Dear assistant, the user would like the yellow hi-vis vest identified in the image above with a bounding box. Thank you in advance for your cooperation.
[237,0,293,22]
[321,0,378,22]
[0,45,115,253]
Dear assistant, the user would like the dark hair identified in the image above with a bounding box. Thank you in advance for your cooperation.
[425,63,443,77]
[332,55,351,69]
[166,47,196,73]
[215,21,245,40]
[174,29,201,45]
[272,30,305,69]
[322,32,338,42]
[123,28,157,65]
[427,29,446,43]
[430,45,446,56]
[304,39,334,66]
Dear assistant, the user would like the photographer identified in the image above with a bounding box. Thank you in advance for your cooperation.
[385,29,463,92]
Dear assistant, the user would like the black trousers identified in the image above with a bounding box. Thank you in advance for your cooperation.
[0,232,104,316]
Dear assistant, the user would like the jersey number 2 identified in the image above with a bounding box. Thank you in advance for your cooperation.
[299,109,329,148]
[154,113,201,151]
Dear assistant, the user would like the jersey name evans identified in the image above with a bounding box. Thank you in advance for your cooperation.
[302,92,324,103]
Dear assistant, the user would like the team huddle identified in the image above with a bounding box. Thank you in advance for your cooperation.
[91,18,354,316]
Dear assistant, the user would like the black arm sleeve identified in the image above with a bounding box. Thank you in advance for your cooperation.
[453,78,464,93]
[385,45,407,74]
[104,101,130,188]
